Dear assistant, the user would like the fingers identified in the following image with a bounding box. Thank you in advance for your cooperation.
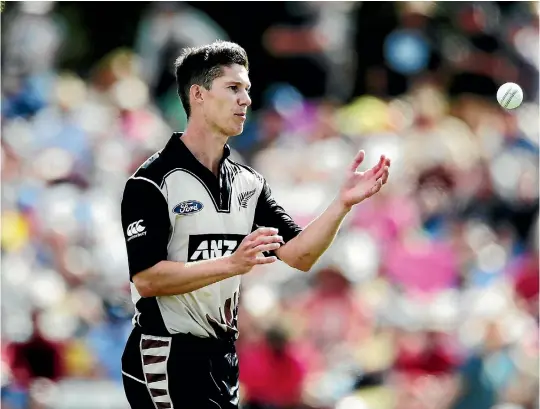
[375,165,390,182]
[254,256,278,265]
[361,154,386,179]
[248,242,282,255]
[366,166,389,199]
[247,233,283,255]
[369,179,383,196]
[349,150,365,172]
[251,227,279,237]
[244,227,279,245]
[373,155,386,174]
[374,163,387,180]
[251,234,283,247]
[351,152,391,176]
[374,152,390,184]
[242,227,282,256]
[382,166,390,184]
[232,227,282,274]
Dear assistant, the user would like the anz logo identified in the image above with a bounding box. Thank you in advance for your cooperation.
[173,200,204,216]
[188,234,245,261]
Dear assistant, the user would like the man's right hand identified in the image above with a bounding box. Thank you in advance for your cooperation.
[228,227,282,274]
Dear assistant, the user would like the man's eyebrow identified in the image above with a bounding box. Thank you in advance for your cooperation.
[225,81,251,89]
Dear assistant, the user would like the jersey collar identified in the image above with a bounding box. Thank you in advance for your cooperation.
[168,132,231,162]
[165,132,233,212]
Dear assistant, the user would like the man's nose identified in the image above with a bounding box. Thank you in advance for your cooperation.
[239,92,251,107]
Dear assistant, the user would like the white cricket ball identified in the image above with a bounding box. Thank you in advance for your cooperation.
[496,82,523,110]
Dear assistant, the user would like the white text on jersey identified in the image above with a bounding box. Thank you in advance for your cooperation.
[189,240,239,261]
[126,220,147,241]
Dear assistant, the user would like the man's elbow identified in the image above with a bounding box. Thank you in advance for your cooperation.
[284,255,314,272]
[132,267,162,298]
[294,262,312,272]
[133,274,156,297]
[277,247,315,272]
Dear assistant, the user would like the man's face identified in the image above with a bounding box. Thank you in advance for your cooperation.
[200,64,252,137]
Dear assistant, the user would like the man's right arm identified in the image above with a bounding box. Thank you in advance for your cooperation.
[121,179,281,297]
[131,258,239,297]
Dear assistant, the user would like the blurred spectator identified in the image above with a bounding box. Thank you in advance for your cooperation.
[292,266,372,352]
[240,326,308,409]
[1,2,65,77]
[449,320,518,409]
[394,330,459,378]
[134,2,229,101]
[84,300,132,384]
[6,312,65,389]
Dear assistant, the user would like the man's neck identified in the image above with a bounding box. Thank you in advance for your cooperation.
[181,121,228,176]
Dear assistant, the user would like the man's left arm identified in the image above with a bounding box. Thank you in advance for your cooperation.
[255,150,390,272]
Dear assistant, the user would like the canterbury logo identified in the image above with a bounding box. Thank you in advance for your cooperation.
[238,189,256,210]
[126,220,146,241]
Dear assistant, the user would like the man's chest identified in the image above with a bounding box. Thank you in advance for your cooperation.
[163,169,261,260]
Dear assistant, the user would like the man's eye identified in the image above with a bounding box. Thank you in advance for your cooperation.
[229,86,238,92]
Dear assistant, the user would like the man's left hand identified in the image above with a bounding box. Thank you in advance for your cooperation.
[338,150,391,209]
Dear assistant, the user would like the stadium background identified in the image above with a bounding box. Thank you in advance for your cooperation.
[1,2,539,409]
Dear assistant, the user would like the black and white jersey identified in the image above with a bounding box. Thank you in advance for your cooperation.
[121,133,302,339]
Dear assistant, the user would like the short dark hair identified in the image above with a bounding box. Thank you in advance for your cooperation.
[174,40,249,118]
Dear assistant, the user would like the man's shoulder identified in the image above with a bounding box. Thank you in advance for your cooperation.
[226,159,265,185]
[129,150,175,188]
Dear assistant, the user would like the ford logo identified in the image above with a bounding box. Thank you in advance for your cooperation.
[173,200,204,215]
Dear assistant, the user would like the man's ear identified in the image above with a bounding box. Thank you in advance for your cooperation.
[190,84,204,106]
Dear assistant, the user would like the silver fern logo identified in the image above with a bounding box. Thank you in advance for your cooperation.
[238,189,256,210]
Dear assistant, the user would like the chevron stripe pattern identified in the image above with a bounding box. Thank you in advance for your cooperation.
[140,335,174,409]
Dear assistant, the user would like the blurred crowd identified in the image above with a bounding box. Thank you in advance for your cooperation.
[1,2,539,409]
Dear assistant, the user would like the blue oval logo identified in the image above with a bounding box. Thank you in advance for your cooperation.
[173,200,204,215]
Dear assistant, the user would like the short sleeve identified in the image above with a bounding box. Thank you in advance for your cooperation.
[254,179,302,243]
[121,179,170,279]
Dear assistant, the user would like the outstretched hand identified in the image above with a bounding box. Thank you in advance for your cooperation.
[338,150,391,209]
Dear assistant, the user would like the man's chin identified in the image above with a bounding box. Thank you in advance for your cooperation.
[227,125,244,137]
[217,122,244,138]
